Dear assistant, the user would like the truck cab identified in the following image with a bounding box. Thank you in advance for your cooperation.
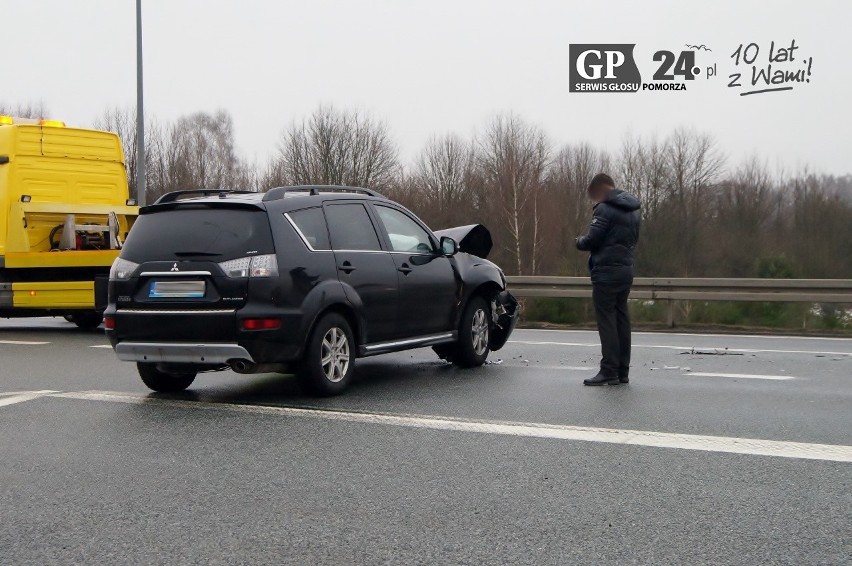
[0,116,138,327]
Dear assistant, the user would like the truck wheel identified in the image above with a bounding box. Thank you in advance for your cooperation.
[298,313,355,396]
[137,363,196,393]
[451,296,491,368]
[69,311,103,330]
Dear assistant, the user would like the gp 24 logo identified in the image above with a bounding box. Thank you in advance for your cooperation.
[570,44,702,93]
[569,44,642,93]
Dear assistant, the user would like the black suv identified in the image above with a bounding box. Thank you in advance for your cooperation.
[105,186,518,395]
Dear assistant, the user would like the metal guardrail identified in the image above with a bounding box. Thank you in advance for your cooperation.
[507,277,852,327]
[507,277,852,304]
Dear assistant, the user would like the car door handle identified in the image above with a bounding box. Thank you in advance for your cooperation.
[338,262,356,274]
[398,263,413,275]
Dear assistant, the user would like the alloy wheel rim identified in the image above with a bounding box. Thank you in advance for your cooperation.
[471,308,489,356]
[321,327,350,382]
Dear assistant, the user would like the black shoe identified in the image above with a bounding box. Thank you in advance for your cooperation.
[583,373,620,386]
[619,376,629,384]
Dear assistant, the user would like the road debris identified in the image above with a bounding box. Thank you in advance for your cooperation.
[681,348,744,356]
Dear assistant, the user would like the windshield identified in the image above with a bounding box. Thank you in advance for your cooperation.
[120,207,274,262]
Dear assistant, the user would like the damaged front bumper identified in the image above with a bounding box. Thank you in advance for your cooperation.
[490,290,520,351]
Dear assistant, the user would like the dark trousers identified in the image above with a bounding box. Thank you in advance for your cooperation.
[592,281,632,377]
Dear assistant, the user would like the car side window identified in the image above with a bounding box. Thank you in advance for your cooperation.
[375,205,435,254]
[325,203,383,251]
[287,207,330,251]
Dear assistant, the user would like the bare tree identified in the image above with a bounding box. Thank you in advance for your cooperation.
[618,133,668,219]
[655,128,726,276]
[94,106,145,198]
[708,156,777,275]
[478,114,549,275]
[95,108,254,200]
[409,134,478,228]
[270,106,399,191]
[166,111,240,189]
[0,101,49,119]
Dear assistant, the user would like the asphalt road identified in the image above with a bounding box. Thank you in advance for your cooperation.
[1,318,850,565]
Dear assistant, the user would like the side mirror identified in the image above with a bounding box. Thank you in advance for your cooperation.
[440,236,458,257]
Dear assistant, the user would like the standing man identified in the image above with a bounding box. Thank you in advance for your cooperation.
[575,174,641,386]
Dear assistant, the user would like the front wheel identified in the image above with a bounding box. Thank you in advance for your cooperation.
[137,363,196,393]
[442,295,491,368]
[298,313,355,396]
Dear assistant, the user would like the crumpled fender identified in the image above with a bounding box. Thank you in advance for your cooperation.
[490,290,519,351]
[435,224,519,350]
[434,224,493,259]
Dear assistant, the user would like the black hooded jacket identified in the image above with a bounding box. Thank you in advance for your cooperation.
[575,189,641,284]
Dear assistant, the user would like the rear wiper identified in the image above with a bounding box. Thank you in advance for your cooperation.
[174,251,222,257]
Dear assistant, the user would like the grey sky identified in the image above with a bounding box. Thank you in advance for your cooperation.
[3,0,850,175]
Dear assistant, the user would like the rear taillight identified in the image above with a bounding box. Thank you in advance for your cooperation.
[218,254,278,278]
[240,317,281,331]
[109,257,139,281]
[103,316,115,330]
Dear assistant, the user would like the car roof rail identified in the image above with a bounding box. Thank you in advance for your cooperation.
[153,189,258,204]
[262,185,384,201]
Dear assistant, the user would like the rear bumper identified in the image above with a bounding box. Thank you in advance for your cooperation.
[114,342,254,364]
[107,306,309,363]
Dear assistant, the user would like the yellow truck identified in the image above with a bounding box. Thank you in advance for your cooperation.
[0,116,137,328]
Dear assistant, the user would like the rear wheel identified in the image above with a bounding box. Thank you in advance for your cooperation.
[69,311,103,329]
[137,363,196,393]
[434,295,491,368]
[298,313,355,396]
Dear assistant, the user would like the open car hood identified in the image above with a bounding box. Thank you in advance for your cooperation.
[434,224,493,259]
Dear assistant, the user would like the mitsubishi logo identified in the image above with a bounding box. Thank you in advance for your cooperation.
[170,263,179,272]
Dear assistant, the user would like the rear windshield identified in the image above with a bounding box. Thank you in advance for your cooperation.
[120,207,274,262]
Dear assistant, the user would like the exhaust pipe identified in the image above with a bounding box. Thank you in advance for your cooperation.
[229,360,290,374]
[230,359,256,374]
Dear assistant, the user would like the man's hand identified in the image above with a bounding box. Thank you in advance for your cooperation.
[576,211,611,252]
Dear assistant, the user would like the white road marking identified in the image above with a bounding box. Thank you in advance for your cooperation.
[508,340,852,357]
[89,345,113,348]
[684,372,795,381]
[50,390,852,463]
[0,390,60,407]
[0,340,50,345]
[523,328,852,342]
[500,364,594,371]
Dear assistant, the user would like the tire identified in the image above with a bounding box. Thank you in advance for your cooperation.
[137,363,196,393]
[298,313,355,396]
[447,295,491,368]
[69,311,103,329]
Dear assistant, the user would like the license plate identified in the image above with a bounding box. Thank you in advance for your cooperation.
[149,280,206,298]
